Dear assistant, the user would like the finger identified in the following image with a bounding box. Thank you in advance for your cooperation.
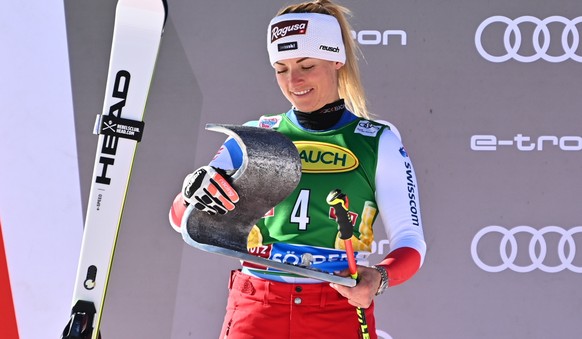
[331,286,364,308]
[206,183,236,211]
[194,194,226,215]
[201,189,228,214]
[329,283,350,299]
[194,201,217,215]
[211,174,239,203]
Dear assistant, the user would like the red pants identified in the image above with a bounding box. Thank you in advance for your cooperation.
[219,270,377,339]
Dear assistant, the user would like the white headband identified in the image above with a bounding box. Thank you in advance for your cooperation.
[267,13,346,66]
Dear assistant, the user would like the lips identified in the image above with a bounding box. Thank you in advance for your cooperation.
[292,88,312,96]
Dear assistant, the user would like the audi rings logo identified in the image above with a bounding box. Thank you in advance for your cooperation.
[471,225,582,273]
[475,16,582,63]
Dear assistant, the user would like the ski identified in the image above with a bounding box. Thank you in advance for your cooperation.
[62,0,167,338]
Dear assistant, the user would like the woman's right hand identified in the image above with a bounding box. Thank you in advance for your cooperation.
[182,166,240,215]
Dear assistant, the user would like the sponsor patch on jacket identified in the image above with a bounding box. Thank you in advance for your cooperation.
[354,120,382,137]
[258,115,282,129]
[294,141,359,173]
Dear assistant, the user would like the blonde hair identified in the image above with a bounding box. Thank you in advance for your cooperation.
[276,0,370,119]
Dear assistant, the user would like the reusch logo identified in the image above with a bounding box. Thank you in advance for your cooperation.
[294,141,359,173]
[271,20,308,42]
[319,45,340,53]
[96,70,130,185]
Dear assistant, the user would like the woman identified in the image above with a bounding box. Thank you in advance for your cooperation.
[169,1,426,338]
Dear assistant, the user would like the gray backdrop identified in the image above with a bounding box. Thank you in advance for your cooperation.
[64,1,582,338]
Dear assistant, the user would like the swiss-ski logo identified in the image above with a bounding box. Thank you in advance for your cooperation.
[354,120,381,137]
[95,70,131,185]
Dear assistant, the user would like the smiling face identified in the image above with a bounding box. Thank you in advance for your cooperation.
[274,57,343,112]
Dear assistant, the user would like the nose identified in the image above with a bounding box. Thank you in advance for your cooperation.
[288,68,303,85]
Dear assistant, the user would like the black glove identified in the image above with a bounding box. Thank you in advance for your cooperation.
[182,166,239,215]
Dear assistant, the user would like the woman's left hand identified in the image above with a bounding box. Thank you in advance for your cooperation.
[329,265,382,308]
